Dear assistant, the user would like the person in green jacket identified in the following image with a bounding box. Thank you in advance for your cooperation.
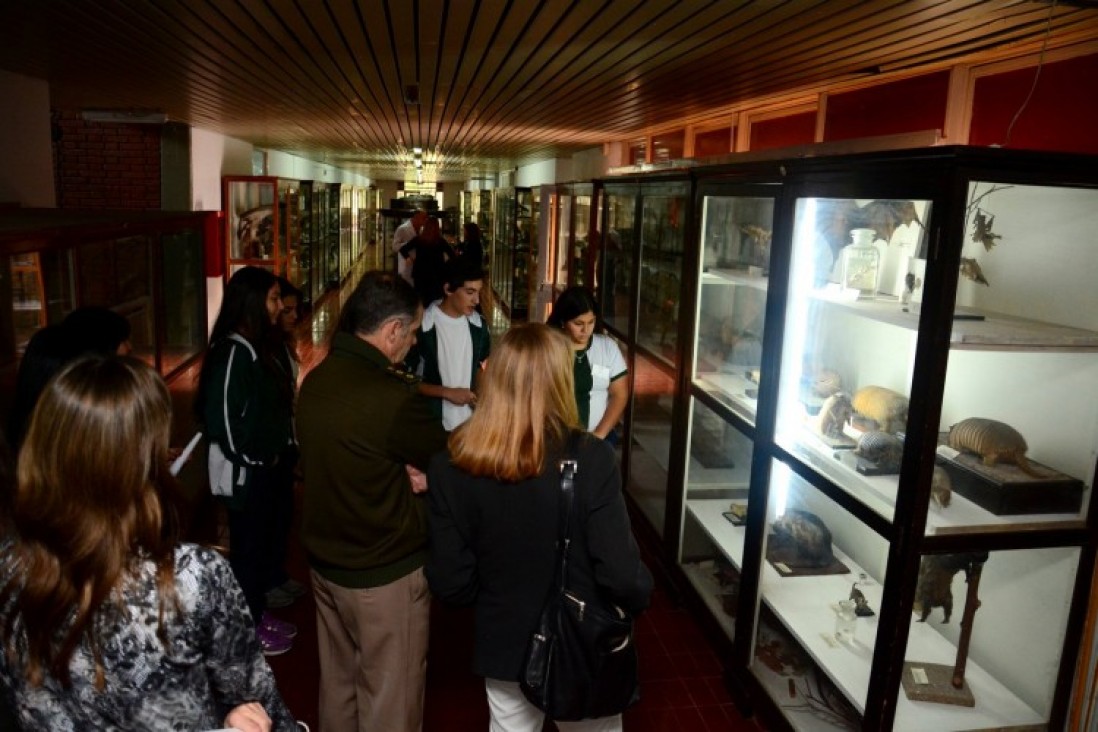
[297,270,447,732]
[195,266,298,657]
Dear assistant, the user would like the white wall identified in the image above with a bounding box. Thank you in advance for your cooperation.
[517,158,566,187]
[266,149,370,186]
[571,146,609,181]
[0,70,55,207]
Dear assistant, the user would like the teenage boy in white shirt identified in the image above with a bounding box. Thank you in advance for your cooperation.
[407,256,491,431]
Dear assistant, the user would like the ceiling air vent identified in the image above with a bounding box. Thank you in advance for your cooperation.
[403,84,420,105]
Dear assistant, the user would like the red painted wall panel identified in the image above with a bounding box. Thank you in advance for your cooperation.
[970,53,1098,154]
[750,112,816,151]
[825,71,949,141]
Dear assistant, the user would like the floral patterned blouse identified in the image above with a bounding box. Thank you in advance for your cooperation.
[0,543,297,731]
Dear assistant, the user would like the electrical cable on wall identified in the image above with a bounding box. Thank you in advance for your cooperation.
[1001,0,1056,147]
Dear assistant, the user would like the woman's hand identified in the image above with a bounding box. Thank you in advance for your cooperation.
[224,701,272,732]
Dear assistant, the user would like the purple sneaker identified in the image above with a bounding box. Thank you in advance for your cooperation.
[257,625,293,656]
[260,612,298,639]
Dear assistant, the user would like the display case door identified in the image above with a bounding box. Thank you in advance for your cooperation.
[677,184,780,647]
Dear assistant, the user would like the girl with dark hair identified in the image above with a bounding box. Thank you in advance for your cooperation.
[426,324,651,731]
[459,221,484,266]
[6,306,132,450]
[0,355,296,730]
[547,287,630,441]
[195,266,298,656]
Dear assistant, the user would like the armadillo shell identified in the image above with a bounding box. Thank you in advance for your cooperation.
[855,430,902,457]
[947,417,1027,459]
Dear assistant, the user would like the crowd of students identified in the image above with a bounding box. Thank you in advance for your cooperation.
[0,211,649,732]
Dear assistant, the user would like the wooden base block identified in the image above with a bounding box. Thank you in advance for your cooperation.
[901,661,975,707]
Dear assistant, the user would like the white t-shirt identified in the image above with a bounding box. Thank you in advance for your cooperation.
[432,305,475,431]
[585,333,628,431]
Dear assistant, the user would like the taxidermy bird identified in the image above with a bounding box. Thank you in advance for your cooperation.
[970,210,1002,252]
[959,257,989,286]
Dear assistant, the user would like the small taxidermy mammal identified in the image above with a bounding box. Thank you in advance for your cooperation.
[853,431,903,471]
[816,392,853,439]
[947,417,1043,478]
[913,553,986,623]
[850,583,874,617]
[852,386,909,434]
[770,509,834,569]
[931,465,952,508]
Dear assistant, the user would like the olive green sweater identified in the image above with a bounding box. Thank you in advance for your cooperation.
[297,332,448,588]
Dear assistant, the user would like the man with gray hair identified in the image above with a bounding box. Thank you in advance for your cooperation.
[297,270,447,732]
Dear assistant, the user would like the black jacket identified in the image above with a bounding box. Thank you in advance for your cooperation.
[425,431,652,680]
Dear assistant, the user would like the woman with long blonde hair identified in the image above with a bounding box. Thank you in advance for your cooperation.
[426,323,652,731]
[0,355,296,731]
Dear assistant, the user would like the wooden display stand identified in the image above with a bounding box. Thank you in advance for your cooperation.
[936,436,1084,515]
[903,556,987,707]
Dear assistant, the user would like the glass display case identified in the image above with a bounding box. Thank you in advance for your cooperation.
[677,182,781,648]
[223,176,281,277]
[597,177,690,539]
[0,209,209,382]
[739,149,1096,731]
[490,186,532,319]
[279,179,307,300]
[598,147,1098,732]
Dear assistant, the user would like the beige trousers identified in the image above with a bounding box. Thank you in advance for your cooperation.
[311,567,431,732]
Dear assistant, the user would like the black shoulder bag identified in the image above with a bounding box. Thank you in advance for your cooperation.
[519,449,640,720]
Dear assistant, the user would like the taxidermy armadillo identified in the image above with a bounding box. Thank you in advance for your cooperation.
[815,392,853,438]
[853,431,903,471]
[852,386,909,434]
[931,466,952,508]
[947,417,1043,477]
[770,509,834,569]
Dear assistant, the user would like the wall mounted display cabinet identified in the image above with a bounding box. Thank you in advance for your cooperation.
[490,186,533,319]
[223,176,283,278]
[602,147,1098,731]
[0,209,210,381]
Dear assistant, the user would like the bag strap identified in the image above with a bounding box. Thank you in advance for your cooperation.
[554,432,581,591]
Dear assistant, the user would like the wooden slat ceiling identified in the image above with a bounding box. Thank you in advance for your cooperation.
[2,0,1097,182]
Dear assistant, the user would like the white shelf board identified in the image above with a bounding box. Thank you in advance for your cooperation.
[686,499,748,569]
[702,268,770,291]
[681,560,736,642]
[776,423,1084,533]
[688,495,1045,729]
[809,291,1098,351]
[694,371,760,425]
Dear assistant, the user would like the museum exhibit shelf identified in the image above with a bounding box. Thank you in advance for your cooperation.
[593,147,1098,731]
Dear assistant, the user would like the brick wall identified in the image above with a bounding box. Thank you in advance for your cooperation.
[51,110,161,209]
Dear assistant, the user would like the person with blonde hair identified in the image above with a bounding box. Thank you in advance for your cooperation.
[0,355,296,731]
[426,323,652,732]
